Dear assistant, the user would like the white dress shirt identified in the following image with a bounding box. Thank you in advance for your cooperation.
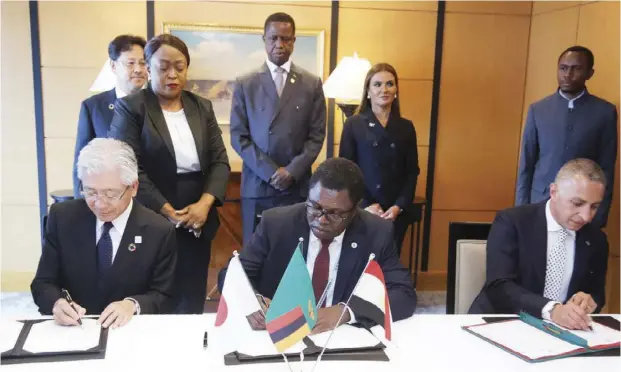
[96,199,133,263]
[558,89,586,109]
[306,230,356,323]
[541,200,577,320]
[162,109,201,173]
[266,58,292,83]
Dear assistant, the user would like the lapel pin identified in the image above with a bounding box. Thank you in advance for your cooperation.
[128,243,137,252]
[135,236,142,244]
[108,104,114,110]
[296,106,299,110]
[369,122,375,127]
[586,241,591,246]
[351,242,358,249]
[299,237,304,242]
[290,78,296,84]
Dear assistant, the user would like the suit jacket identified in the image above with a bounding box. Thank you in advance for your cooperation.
[516,90,618,227]
[339,109,419,212]
[73,89,117,198]
[31,199,178,315]
[469,202,609,316]
[230,62,326,199]
[108,86,230,239]
[219,203,417,321]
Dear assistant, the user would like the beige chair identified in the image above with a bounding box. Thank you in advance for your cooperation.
[454,239,487,314]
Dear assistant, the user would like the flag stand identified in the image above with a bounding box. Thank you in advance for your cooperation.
[309,254,376,372]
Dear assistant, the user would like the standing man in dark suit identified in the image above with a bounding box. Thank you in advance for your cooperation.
[32,138,177,329]
[230,12,326,244]
[471,159,609,331]
[73,34,148,198]
[516,46,617,227]
[218,158,416,333]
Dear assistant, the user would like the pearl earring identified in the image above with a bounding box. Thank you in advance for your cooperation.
[395,93,398,98]
[367,95,370,99]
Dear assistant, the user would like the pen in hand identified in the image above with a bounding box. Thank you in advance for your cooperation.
[61,289,83,326]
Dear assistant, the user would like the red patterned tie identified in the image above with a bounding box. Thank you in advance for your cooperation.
[312,239,332,306]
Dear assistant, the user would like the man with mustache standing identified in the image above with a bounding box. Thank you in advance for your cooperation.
[73,35,148,198]
[516,46,617,228]
[471,159,609,331]
[230,12,326,244]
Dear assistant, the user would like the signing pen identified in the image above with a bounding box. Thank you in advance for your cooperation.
[203,331,208,350]
[61,289,83,326]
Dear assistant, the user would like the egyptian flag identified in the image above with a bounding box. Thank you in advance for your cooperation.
[212,254,262,355]
[349,260,392,340]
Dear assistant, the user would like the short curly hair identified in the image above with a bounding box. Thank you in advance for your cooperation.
[309,158,364,206]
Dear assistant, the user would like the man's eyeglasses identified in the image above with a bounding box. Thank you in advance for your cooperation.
[305,201,354,223]
[81,186,129,203]
[119,60,147,69]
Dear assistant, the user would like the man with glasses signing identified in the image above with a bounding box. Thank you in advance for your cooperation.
[73,34,148,198]
[218,158,416,334]
[32,138,177,329]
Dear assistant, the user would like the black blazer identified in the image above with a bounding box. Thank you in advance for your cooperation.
[31,199,178,315]
[218,203,417,322]
[339,109,419,211]
[469,201,609,316]
[73,89,117,198]
[108,86,230,237]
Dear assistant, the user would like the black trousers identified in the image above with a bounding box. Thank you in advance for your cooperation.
[170,172,219,314]
[393,212,410,257]
[241,194,305,244]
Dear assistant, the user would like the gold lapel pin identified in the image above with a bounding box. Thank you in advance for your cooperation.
[128,243,137,252]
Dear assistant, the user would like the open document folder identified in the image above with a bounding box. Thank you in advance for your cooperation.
[463,312,620,363]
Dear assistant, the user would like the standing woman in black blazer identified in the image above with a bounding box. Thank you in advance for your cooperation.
[109,34,230,314]
[339,63,419,255]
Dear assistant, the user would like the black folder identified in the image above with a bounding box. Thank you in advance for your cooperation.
[1,317,108,365]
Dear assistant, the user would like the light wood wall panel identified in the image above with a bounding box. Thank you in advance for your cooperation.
[435,13,530,211]
[446,0,532,15]
[341,0,438,12]
[1,1,42,283]
[531,0,581,15]
[606,257,620,313]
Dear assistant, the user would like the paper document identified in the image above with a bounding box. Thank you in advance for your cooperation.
[467,320,581,359]
[22,319,101,353]
[0,320,24,353]
[545,321,621,348]
[309,325,381,349]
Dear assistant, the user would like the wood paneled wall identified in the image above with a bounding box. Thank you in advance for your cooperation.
[524,0,620,312]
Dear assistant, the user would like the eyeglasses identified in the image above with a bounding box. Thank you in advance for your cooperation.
[119,59,147,69]
[81,186,129,203]
[305,201,354,223]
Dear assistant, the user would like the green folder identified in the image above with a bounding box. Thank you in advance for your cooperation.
[462,312,620,363]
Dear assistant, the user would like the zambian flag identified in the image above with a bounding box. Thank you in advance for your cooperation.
[265,242,317,352]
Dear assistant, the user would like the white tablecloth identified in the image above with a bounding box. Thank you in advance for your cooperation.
[2,314,619,371]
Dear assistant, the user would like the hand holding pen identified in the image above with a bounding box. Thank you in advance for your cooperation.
[52,289,86,326]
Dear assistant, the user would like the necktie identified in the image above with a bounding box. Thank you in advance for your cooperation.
[312,239,332,306]
[274,67,285,97]
[543,229,569,301]
[97,222,114,290]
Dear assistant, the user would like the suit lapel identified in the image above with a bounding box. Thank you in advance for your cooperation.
[181,92,205,170]
[105,202,143,294]
[272,65,299,124]
[568,230,591,296]
[145,87,176,160]
[532,203,549,294]
[259,63,279,104]
[77,203,98,290]
[333,213,365,303]
[101,89,117,124]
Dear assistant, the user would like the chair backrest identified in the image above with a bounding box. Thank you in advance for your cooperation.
[455,239,487,314]
[446,221,492,314]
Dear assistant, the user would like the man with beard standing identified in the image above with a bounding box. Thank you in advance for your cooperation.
[516,46,617,227]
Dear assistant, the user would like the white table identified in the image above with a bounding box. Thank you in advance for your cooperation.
[2,314,619,371]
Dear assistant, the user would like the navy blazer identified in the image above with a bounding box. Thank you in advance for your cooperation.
[339,109,419,211]
[219,203,417,322]
[469,201,609,316]
[31,199,178,315]
[516,90,618,227]
[230,62,326,199]
[73,89,117,198]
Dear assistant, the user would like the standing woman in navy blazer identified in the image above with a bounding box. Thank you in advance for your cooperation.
[339,63,419,255]
[109,34,230,314]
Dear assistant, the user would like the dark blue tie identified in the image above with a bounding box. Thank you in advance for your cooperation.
[97,222,114,290]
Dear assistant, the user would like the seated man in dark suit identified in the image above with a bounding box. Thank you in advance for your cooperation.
[73,34,148,198]
[219,158,417,333]
[470,158,608,330]
[32,138,177,329]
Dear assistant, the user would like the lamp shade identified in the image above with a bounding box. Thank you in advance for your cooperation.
[89,59,116,92]
[323,53,372,102]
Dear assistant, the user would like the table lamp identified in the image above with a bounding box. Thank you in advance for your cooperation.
[323,52,372,118]
[89,59,116,92]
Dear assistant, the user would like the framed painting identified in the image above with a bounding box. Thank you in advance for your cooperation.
[163,22,325,125]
